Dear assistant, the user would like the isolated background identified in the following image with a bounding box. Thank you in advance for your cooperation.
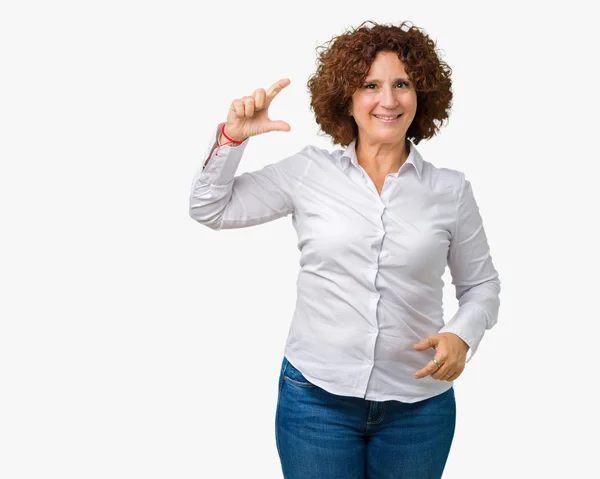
[1,0,598,477]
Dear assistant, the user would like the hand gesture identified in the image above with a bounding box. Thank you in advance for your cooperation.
[413,333,470,381]
[223,78,292,143]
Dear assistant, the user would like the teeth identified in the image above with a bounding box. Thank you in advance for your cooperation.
[375,115,399,120]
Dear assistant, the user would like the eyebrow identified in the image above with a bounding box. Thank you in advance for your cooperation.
[364,78,411,84]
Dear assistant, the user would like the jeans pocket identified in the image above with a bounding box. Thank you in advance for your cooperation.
[283,357,317,388]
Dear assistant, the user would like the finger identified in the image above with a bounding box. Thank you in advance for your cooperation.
[253,88,266,110]
[433,365,453,381]
[446,371,459,381]
[413,365,430,379]
[413,337,435,351]
[430,359,450,380]
[414,359,441,379]
[266,78,291,104]
[232,99,245,118]
[267,119,291,132]
[243,96,255,117]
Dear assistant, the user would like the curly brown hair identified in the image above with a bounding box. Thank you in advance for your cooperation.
[307,20,453,146]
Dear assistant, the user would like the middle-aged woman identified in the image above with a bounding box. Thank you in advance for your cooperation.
[189,20,500,479]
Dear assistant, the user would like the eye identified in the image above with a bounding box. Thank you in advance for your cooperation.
[362,82,409,90]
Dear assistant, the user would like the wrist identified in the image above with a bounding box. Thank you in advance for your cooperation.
[220,124,245,145]
[218,133,229,146]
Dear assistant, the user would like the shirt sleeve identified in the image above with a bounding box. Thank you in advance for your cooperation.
[189,123,309,230]
[439,172,501,361]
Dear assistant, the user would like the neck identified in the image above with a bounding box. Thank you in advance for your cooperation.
[355,136,409,175]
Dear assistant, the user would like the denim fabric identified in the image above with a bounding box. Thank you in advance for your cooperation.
[275,356,456,478]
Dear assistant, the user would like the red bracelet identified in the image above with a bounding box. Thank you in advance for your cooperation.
[221,124,243,145]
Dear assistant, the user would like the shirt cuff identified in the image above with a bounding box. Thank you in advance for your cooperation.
[439,302,488,362]
[200,122,250,186]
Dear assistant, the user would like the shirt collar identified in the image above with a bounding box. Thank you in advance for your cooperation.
[338,138,423,180]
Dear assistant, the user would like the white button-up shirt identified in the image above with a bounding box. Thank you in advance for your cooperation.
[189,123,501,403]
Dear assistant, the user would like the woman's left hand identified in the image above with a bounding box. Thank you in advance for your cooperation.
[412,333,470,381]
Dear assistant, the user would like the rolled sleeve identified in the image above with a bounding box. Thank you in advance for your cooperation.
[440,173,501,361]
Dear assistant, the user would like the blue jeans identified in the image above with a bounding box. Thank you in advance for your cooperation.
[275,356,456,478]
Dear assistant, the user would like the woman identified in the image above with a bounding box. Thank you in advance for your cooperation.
[189,20,500,479]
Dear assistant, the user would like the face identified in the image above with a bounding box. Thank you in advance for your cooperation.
[350,51,417,146]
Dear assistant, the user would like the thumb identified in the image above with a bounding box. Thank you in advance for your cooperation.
[267,120,291,132]
[413,337,435,350]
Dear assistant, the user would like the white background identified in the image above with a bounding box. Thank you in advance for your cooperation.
[1,1,598,477]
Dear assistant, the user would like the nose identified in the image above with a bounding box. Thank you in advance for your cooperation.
[380,85,398,109]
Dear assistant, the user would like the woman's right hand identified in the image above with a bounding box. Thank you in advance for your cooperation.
[221,78,291,144]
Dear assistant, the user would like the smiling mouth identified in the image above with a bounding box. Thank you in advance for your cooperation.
[374,114,402,121]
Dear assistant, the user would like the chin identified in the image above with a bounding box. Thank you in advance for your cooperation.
[376,131,407,142]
